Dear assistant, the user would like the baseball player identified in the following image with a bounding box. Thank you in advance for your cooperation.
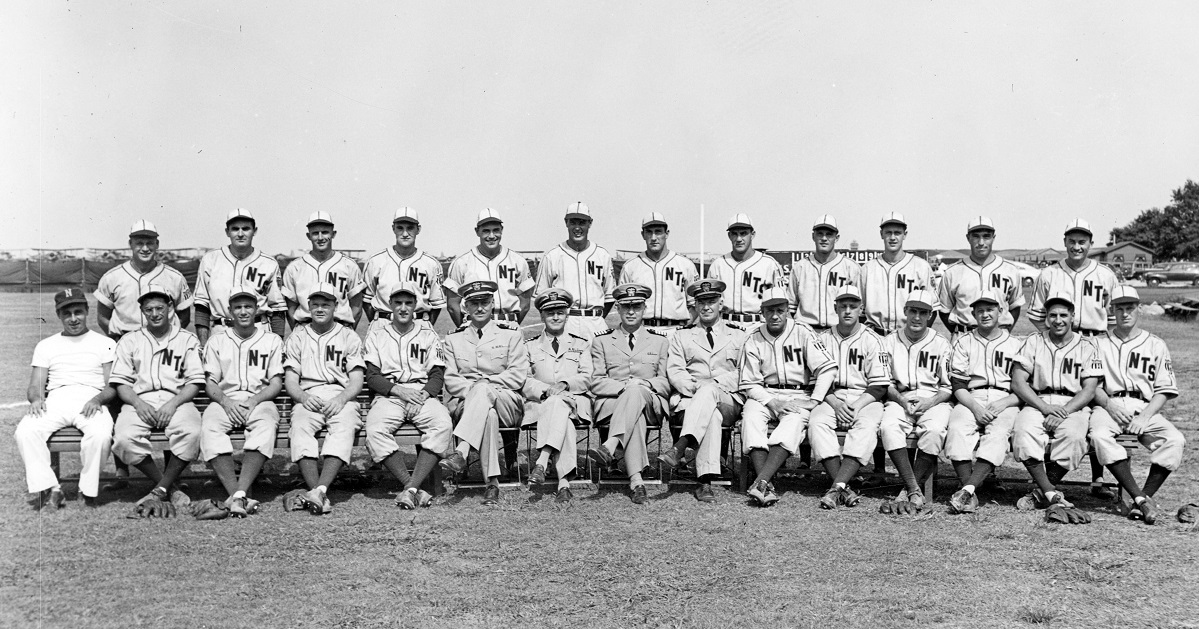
[363,283,453,510]
[438,280,530,505]
[876,289,953,513]
[194,208,287,346]
[283,283,367,515]
[706,213,790,324]
[860,213,934,335]
[737,286,836,507]
[659,279,749,503]
[808,285,890,509]
[534,202,615,339]
[1008,294,1099,518]
[936,216,1025,339]
[281,211,365,329]
[585,284,672,504]
[522,289,593,503]
[790,215,862,332]
[16,289,117,509]
[361,207,447,330]
[1088,286,1185,524]
[444,208,535,327]
[200,286,284,517]
[110,286,206,509]
[942,292,1023,514]
[617,212,698,330]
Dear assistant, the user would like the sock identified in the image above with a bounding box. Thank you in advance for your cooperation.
[316,485,327,494]
[603,437,620,453]
[835,482,846,490]
[558,478,570,490]
[629,472,643,489]
[1134,495,1147,505]
[962,485,975,495]
[51,484,61,491]
[232,490,246,499]
[456,442,471,458]
[536,451,551,468]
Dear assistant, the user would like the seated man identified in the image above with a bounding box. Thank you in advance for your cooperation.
[660,279,749,503]
[438,280,530,505]
[943,292,1022,514]
[586,284,671,504]
[110,286,205,510]
[738,286,836,507]
[877,289,953,514]
[1088,286,1185,525]
[363,283,453,510]
[808,286,890,510]
[200,286,284,517]
[522,288,593,503]
[283,283,366,515]
[16,289,117,509]
[1009,294,1097,520]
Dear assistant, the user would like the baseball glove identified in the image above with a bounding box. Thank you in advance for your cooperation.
[190,498,230,521]
[283,489,311,512]
[1178,502,1199,524]
[1045,504,1091,525]
[893,500,920,516]
[128,499,177,519]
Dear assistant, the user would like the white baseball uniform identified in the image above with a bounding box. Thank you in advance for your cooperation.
[444,247,535,316]
[1010,333,1100,470]
[860,253,934,333]
[808,325,889,464]
[878,329,953,455]
[194,246,287,323]
[535,242,615,338]
[944,329,1023,465]
[362,247,446,327]
[1027,259,1117,333]
[618,251,698,323]
[281,252,366,326]
[284,324,366,463]
[936,256,1026,331]
[363,323,453,460]
[791,252,862,329]
[706,250,791,319]
[738,320,836,454]
[200,327,284,461]
[94,262,193,336]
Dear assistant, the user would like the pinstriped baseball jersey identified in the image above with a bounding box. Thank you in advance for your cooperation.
[819,324,890,392]
[1092,330,1178,398]
[1028,260,1116,332]
[202,327,284,397]
[283,324,366,391]
[948,329,1023,390]
[861,253,934,332]
[362,248,446,316]
[880,328,952,393]
[618,251,698,320]
[363,323,446,387]
[281,252,365,324]
[444,247,535,314]
[534,242,615,309]
[194,247,286,320]
[1013,332,1102,394]
[936,256,1026,328]
[791,253,862,328]
[94,262,193,335]
[738,320,835,397]
[706,250,790,315]
[109,327,206,395]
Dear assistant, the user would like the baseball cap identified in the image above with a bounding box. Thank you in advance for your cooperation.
[1110,285,1140,305]
[1064,218,1092,237]
[612,283,651,305]
[904,289,938,310]
[880,212,907,228]
[813,214,839,232]
[476,208,503,227]
[307,282,340,303]
[137,285,174,305]
[1044,293,1075,311]
[641,212,668,229]
[54,288,88,311]
[534,288,574,311]
[726,213,754,230]
[686,279,726,300]
[129,220,159,238]
[307,211,334,227]
[834,285,862,302]
[970,290,1003,308]
[966,216,995,233]
[392,207,420,225]
[759,286,790,310]
[565,202,592,221]
[460,280,499,301]
[386,282,422,302]
[227,284,259,304]
[226,208,256,226]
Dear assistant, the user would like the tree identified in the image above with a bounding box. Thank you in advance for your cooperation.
[1110,180,1199,261]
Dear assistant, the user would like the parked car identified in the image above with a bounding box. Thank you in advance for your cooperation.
[1143,261,1199,287]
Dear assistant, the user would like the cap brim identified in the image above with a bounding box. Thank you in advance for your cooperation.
[760,298,788,309]
[813,224,839,232]
[1111,297,1140,304]
[129,230,158,238]
[228,291,258,302]
[55,297,88,310]
[564,213,592,220]
[308,292,337,301]
[476,219,503,227]
[307,220,334,227]
[642,220,668,228]
[726,223,753,231]
[880,220,907,228]
[137,291,172,303]
[905,300,935,309]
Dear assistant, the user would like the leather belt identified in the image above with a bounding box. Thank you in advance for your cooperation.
[374,311,429,321]
[569,307,604,317]
[1078,329,1106,336]
[644,317,687,326]
[216,314,268,327]
[723,313,762,322]
[1112,391,1146,401]
[968,385,1010,393]
[767,384,808,391]
[1036,388,1075,397]
[947,322,977,334]
[491,310,519,322]
[809,324,831,332]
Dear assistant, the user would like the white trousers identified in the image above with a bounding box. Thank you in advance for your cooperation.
[15,386,112,497]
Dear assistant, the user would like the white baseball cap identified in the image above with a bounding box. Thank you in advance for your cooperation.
[970,290,1004,308]
[476,208,503,227]
[226,208,256,225]
[834,284,862,302]
[1110,285,1140,305]
[307,282,340,302]
[641,212,668,228]
[129,219,158,238]
[227,283,259,304]
[759,286,790,310]
[392,207,420,224]
[565,202,592,220]
[306,211,334,227]
[726,213,754,230]
[966,216,995,233]
[880,212,907,228]
[386,281,422,302]
[904,289,938,309]
[1064,218,1092,237]
[813,214,839,232]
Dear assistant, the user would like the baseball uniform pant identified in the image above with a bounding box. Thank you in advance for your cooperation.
[879,395,952,455]
[740,394,811,454]
[676,384,741,477]
[526,395,586,479]
[944,390,1018,466]
[1089,401,1185,471]
[288,385,362,464]
[14,385,113,497]
[1011,395,1089,470]
[594,385,665,474]
[200,396,280,461]
[450,382,524,478]
[113,391,202,464]
[365,397,453,462]
[808,390,884,465]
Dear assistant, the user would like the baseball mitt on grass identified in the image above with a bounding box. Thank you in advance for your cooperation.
[190,499,230,521]
[1178,502,1198,524]
[1045,504,1091,525]
[128,499,177,519]
[283,489,311,512]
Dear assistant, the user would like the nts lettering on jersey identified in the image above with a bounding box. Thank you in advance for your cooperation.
[782,345,802,364]
[824,273,851,288]
[1127,352,1157,379]
[243,267,269,290]
[1060,358,1082,379]
[989,274,1013,295]
[741,272,773,294]
[497,265,519,281]
[847,348,865,371]
[324,345,346,371]
[408,344,429,363]
[248,350,265,368]
[1082,280,1105,304]
[894,274,918,292]
[324,272,349,293]
[586,261,607,282]
[917,351,939,371]
[991,351,1013,374]
[159,349,185,375]
[665,267,687,288]
[405,268,431,289]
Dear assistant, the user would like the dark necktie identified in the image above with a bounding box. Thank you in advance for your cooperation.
[552,337,560,353]
[476,327,483,339]
[628,333,635,351]
[706,327,714,349]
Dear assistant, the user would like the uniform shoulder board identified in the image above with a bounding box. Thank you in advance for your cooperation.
[646,328,668,337]
[567,332,589,341]
[677,323,697,330]
[496,321,518,331]
[526,334,542,343]
[453,322,470,333]
[594,328,617,337]
[725,322,746,331]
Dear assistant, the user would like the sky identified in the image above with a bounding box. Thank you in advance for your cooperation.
[4,1,1199,258]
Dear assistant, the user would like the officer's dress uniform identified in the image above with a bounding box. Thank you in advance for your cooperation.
[523,330,593,480]
[590,325,671,474]
[667,319,749,477]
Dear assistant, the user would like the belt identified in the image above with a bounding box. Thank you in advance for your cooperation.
[568,307,604,317]
[809,324,831,332]
[767,384,808,391]
[374,311,429,321]
[1036,388,1074,397]
[967,385,1010,393]
[1078,329,1106,337]
[492,310,519,322]
[644,317,687,327]
[722,313,762,323]
[947,322,976,334]
[1112,391,1146,401]
[216,314,268,327]
[295,317,356,327]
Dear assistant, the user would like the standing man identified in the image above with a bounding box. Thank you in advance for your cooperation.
[936,217,1025,339]
[438,281,530,505]
[16,289,117,509]
[534,202,615,339]
[586,284,672,504]
[861,213,934,335]
[618,212,698,331]
[283,284,366,515]
[444,208,536,327]
[659,279,749,503]
[362,207,447,331]
[281,211,365,330]
[200,286,284,517]
[522,289,593,503]
[791,215,862,332]
[194,209,287,346]
[737,286,836,507]
[706,213,790,324]
[362,283,453,510]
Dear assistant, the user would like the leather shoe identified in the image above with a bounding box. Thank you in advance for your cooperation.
[762,482,779,507]
[631,484,648,504]
[528,464,547,486]
[694,484,716,503]
[555,487,573,503]
[1139,496,1159,525]
[658,447,683,470]
[819,487,840,510]
[747,479,769,506]
[482,484,500,505]
[586,444,614,467]
[439,452,468,474]
[47,488,66,510]
[1090,484,1117,501]
[396,487,417,510]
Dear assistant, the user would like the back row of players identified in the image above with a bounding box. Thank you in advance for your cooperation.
[17,205,1182,523]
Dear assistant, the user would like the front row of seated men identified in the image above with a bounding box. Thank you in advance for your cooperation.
[17,277,1185,524]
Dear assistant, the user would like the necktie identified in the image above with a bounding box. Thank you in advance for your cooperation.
[706,327,714,349]
[628,333,635,351]
[476,327,483,339]
[552,337,560,353]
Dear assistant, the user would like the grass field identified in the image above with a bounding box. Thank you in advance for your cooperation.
[1,290,1196,628]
